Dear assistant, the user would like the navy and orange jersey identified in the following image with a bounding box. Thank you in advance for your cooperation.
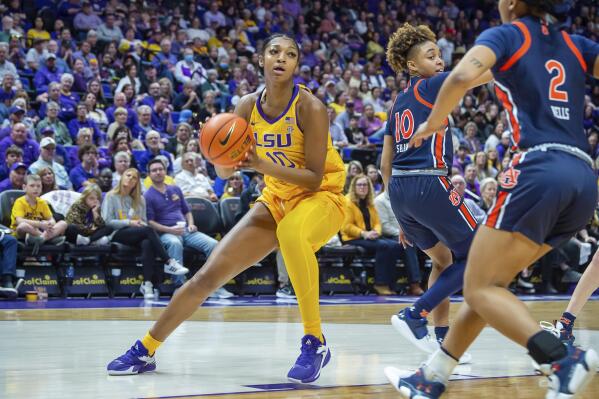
[476,16,599,151]
[385,73,452,172]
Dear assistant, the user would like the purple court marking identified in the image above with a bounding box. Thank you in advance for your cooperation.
[1,294,598,310]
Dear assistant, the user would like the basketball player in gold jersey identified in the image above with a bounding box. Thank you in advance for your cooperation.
[107,34,347,384]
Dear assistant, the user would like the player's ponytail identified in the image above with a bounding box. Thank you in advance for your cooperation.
[522,0,572,21]
[386,23,436,75]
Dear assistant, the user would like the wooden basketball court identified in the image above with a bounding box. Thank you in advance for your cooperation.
[1,297,597,398]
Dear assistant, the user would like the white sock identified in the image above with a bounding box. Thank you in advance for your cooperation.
[76,234,91,245]
[423,348,458,384]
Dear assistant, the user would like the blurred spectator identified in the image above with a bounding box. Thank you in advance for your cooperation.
[366,164,383,195]
[0,122,39,166]
[151,94,174,136]
[0,43,17,81]
[344,160,363,193]
[473,151,497,181]
[37,167,58,195]
[451,174,485,223]
[97,13,123,44]
[462,121,482,154]
[328,106,348,148]
[174,152,217,201]
[166,122,192,158]
[479,178,498,213]
[0,144,22,181]
[69,143,99,191]
[34,53,63,94]
[463,164,481,200]
[452,144,471,175]
[28,137,72,190]
[221,171,245,199]
[174,47,207,87]
[73,2,102,33]
[0,161,26,192]
[173,81,202,113]
[138,130,174,175]
[111,151,131,187]
[36,102,71,145]
[68,102,102,144]
[497,131,512,161]
[341,174,406,296]
[359,104,383,137]
[0,231,18,299]
[374,190,424,295]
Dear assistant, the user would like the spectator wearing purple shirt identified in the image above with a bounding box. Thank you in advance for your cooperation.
[38,83,77,123]
[358,104,384,137]
[151,95,174,136]
[69,143,99,191]
[105,92,139,131]
[463,164,481,201]
[203,3,227,28]
[73,2,102,33]
[144,158,225,292]
[0,123,40,167]
[33,54,64,94]
[138,131,174,175]
[0,162,26,192]
[151,39,178,81]
[68,103,102,144]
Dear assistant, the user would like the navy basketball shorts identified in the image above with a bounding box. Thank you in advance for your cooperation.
[486,150,597,247]
[389,175,477,259]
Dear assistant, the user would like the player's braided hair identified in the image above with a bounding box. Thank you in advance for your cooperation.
[523,0,572,19]
[386,23,436,75]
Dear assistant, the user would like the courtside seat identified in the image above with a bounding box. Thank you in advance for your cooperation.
[219,197,241,233]
[186,197,223,237]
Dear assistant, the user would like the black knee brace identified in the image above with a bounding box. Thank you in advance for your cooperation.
[527,330,567,365]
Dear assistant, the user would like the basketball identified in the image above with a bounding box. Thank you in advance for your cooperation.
[199,113,254,167]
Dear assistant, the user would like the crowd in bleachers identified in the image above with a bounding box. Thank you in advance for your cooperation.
[0,0,598,299]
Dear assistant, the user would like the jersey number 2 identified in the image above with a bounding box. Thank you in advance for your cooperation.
[545,60,568,102]
[395,109,414,141]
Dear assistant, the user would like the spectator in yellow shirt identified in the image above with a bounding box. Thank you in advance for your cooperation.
[10,174,67,248]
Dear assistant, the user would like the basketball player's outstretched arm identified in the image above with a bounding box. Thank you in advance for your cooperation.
[236,92,328,191]
[409,46,497,147]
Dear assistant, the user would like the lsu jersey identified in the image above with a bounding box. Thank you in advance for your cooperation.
[476,16,599,151]
[385,73,453,172]
[250,84,346,200]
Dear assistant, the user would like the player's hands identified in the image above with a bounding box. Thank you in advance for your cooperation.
[129,219,144,227]
[409,121,441,148]
[187,224,198,233]
[236,145,262,171]
[399,230,413,248]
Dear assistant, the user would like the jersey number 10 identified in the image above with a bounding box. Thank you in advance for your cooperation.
[395,109,414,141]
[265,151,296,168]
[545,60,568,102]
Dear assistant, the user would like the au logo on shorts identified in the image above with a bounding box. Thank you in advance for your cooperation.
[499,168,521,189]
[449,189,461,207]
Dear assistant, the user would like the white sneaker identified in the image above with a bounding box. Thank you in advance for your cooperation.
[164,259,189,276]
[140,281,154,300]
[76,234,91,245]
[91,236,110,246]
[209,287,234,299]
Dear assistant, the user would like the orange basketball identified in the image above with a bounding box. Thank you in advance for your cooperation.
[199,113,254,167]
